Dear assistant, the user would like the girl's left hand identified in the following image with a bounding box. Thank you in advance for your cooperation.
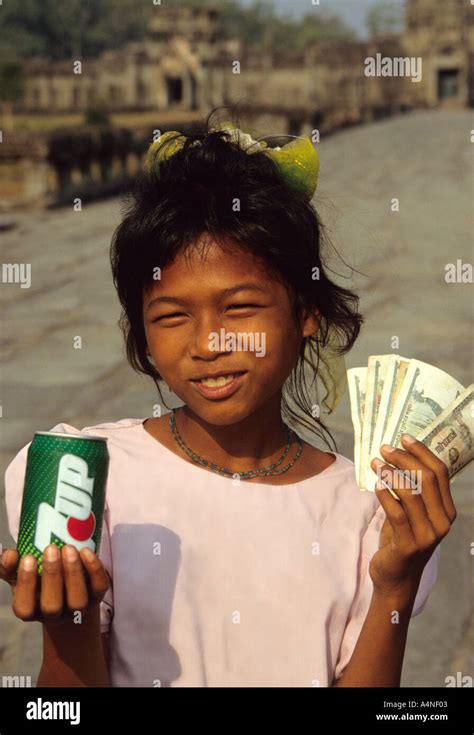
[368,433,457,599]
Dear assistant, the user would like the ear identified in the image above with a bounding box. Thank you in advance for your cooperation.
[301,307,321,338]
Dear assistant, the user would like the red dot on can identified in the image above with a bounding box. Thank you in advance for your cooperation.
[67,511,96,542]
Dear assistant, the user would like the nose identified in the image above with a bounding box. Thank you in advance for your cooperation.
[190,313,227,360]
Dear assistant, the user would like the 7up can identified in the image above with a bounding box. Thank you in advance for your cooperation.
[17,431,109,575]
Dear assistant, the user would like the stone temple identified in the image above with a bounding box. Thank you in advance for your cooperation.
[2,0,473,210]
[18,1,474,118]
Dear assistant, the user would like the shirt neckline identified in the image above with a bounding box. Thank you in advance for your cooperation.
[138,417,346,489]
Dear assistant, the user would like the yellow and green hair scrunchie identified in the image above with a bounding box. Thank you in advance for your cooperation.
[144,121,320,202]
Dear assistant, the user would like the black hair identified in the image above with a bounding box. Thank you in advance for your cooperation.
[110,107,364,450]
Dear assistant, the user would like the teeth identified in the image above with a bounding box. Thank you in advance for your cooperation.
[200,374,235,387]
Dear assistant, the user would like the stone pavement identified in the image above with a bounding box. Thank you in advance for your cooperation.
[0,108,472,687]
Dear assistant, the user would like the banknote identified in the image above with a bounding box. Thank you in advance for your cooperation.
[359,355,411,493]
[347,367,368,488]
[364,359,464,491]
[414,384,474,484]
[347,356,471,493]
[362,354,411,490]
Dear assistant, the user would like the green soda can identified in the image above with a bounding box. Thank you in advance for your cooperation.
[16,431,109,575]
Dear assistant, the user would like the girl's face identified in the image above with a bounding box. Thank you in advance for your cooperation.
[143,236,319,426]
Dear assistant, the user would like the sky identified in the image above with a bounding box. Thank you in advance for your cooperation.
[237,0,406,39]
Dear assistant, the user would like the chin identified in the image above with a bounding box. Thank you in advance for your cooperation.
[186,399,254,427]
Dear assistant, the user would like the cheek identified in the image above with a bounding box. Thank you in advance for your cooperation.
[146,329,181,370]
[263,318,302,357]
[253,331,300,383]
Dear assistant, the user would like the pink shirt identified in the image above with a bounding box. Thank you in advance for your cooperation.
[5,417,440,687]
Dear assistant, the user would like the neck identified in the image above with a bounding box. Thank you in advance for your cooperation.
[175,399,291,473]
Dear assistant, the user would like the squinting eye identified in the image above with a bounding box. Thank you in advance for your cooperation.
[228,304,260,310]
[153,312,184,321]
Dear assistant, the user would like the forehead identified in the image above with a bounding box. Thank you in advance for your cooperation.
[144,237,280,302]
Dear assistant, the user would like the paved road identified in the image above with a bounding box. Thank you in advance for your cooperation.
[1,108,472,687]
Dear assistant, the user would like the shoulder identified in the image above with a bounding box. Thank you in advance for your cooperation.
[77,417,147,445]
[41,417,148,447]
[75,417,146,437]
[4,417,147,542]
[5,417,147,485]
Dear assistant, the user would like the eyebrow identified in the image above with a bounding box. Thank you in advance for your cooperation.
[145,284,268,312]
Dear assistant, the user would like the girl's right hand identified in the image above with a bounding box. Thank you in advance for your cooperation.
[0,544,110,627]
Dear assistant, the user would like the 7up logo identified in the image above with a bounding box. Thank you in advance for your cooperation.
[35,453,97,552]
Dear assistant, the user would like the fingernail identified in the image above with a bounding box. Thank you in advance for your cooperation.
[64,545,78,561]
[402,433,417,444]
[82,547,94,560]
[2,549,10,565]
[381,444,396,453]
[371,457,385,469]
[44,544,59,561]
[22,555,36,570]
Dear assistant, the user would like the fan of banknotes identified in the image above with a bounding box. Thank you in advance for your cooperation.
[347,355,473,492]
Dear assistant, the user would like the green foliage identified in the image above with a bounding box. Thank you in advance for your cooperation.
[219,0,275,45]
[0,0,354,62]
[266,13,355,50]
[0,0,148,61]
[215,0,355,48]
[366,1,404,37]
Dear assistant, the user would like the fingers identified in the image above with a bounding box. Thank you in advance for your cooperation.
[381,439,453,539]
[79,547,110,601]
[400,433,456,523]
[374,483,417,550]
[371,438,455,549]
[12,555,39,621]
[0,548,19,585]
[372,455,437,549]
[42,545,98,619]
[10,543,110,624]
[40,544,64,620]
[61,545,88,612]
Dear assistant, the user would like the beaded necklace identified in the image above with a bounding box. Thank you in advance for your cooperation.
[169,408,303,480]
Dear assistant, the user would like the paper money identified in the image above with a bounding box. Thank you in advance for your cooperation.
[347,355,472,492]
[415,384,474,484]
[370,355,411,470]
[347,367,367,489]
[359,355,395,494]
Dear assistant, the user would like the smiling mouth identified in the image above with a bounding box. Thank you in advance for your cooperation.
[190,371,247,387]
[189,371,248,400]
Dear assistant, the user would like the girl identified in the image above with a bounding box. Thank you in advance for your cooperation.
[1,109,454,688]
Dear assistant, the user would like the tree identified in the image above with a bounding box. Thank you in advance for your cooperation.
[268,13,354,51]
[0,0,149,61]
[0,0,355,61]
[217,0,354,49]
[366,1,404,38]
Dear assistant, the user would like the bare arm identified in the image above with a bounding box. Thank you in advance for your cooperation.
[333,584,418,687]
[334,435,456,688]
[37,608,110,688]
[1,544,111,688]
